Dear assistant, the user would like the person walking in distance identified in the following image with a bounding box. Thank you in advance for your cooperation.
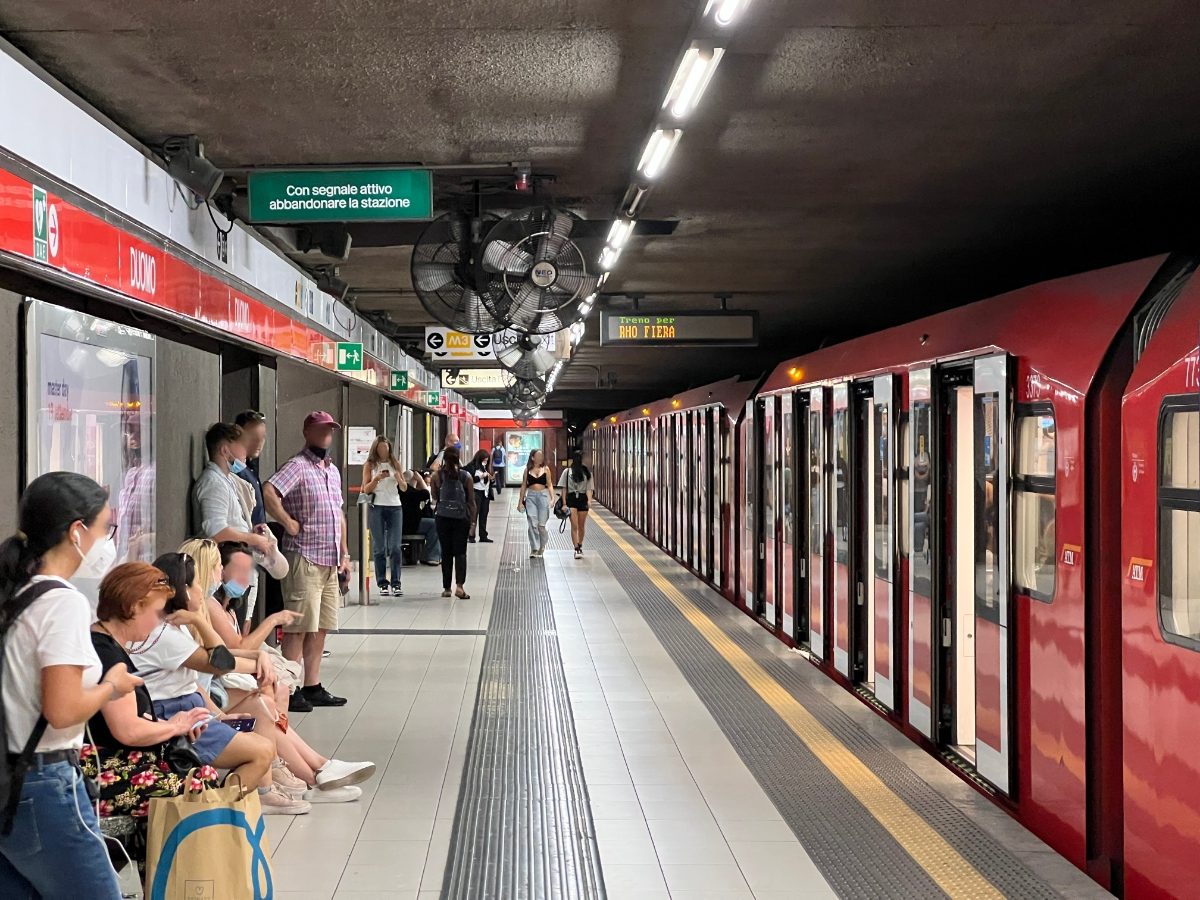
[429,448,476,599]
[558,449,595,559]
[465,449,494,544]
[361,436,405,597]
[490,442,506,495]
[264,411,349,713]
[517,449,557,558]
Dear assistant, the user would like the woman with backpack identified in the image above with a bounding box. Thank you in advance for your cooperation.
[0,472,142,898]
[558,450,595,559]
[429,448,477,599]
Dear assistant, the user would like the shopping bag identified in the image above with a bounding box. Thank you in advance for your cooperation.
[145,774,274,900]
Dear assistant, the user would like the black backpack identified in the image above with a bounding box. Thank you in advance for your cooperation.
[0,579,71,834]
[437,472,469,519]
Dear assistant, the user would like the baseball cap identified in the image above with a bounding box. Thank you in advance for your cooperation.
[303,410,341,429]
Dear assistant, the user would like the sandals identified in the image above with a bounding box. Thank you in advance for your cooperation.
[441,589,451,598]
[455,588,471,600]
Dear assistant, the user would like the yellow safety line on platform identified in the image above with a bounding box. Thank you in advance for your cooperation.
[593,513,1002,900]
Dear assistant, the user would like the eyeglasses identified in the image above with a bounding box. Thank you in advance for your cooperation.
[105,523,118,540]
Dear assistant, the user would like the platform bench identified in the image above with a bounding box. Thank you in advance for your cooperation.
[402,533,426,565]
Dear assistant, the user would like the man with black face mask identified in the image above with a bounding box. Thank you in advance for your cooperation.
[264,411,350,712]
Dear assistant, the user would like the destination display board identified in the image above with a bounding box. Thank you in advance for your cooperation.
[599,311,758,347]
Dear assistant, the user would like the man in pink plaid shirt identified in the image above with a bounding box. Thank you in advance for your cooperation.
[265,410,350,712]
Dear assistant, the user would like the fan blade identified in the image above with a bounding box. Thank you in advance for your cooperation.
[482,239,532,275]
[506,282,548,328]
[412,262,459,293]
[548,270,598,301]
[535,210,574,262]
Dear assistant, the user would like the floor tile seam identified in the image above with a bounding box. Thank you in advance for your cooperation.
[597,515,1069,900]
[584,537,789,892]
[591,514,1005,900]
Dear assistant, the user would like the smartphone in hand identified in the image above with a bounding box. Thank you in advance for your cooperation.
[228,717,257,733]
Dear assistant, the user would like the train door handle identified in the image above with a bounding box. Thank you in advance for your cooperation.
[856,582,864,606]
[942,618,952,647]
[799,558,806,579]
[758,543,765,560]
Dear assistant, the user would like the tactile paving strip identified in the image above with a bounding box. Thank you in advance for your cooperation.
[442,529,606,900]
[592,515,1063,900]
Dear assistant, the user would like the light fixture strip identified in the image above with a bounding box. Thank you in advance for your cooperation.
[637,128,683,180]
[664,44,725,119]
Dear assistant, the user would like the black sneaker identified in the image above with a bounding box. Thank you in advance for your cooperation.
[378,584,390,597]
[480,537,493,543]
[302,684,347,707]
[393,584,403,596]
[288,691,314,713]
[467,537,476,543]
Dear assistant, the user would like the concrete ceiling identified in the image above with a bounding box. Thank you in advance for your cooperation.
[5,1,1200,411]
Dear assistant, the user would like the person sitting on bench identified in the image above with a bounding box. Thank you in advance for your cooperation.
[401,471,441,566]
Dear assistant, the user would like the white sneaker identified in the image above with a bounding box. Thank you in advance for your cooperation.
[271,759,309,798]
[303,785,362,804]
[315,758,376,790]
[259,784,311,815]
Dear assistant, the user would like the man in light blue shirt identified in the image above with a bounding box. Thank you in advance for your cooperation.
[192,422,270,553]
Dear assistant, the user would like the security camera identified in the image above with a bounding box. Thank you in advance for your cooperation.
[161,135,224,202]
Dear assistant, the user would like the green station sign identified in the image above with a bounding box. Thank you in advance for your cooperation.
[336,342,364,371]
[390,370,409,391]
[247,169,433,223]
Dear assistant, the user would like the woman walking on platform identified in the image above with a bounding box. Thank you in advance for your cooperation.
[558,450,595,559]
[430,448,476,599]
[517,449,557,559]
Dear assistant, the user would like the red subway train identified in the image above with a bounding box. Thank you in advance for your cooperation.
[586,254,1200,898]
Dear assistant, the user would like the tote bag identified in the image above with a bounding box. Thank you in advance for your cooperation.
[145,775,274,900]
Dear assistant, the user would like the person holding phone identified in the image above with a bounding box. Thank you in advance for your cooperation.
[362,436,406,597]
[84,563,221,869]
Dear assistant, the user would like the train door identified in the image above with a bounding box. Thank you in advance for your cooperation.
[971,355,1013,792]
[712,407,725,590]
[759,395,778,625]
[806,388,826,660]
[680,413,691,562]
[780,392,798,638]
[696,410,708,577]
[742,401,756,611]
[908,367,936,736]
[855,375,898,708]
[831,383,853,677]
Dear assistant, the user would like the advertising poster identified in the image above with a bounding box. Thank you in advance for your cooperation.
[28,301,156,564]
[505,430,543,485]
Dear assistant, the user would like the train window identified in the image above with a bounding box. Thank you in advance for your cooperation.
[833,404,849,564]
[975,391,1003,615]
[1014,410,1057,602]
[874,399,891,577]
[807,407,823,550]
[1159,402,1200,645]
[897,417,910,557]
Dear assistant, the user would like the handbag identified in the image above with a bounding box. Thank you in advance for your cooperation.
[553,496,569,520]
[146,774,274,900]
[161,736,203,778]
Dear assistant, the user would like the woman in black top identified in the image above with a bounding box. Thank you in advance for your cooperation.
[402,470,442,565]
[429,449,477,599]
[465,449,494,544]
[83,563,218,865]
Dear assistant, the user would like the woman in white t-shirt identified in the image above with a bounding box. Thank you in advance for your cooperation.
[0,472,141,898]
[362,437,407,596]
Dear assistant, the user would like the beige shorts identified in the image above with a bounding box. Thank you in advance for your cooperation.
[281,552,339,633]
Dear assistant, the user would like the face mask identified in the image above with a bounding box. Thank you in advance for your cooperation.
[223,579,249,599]
[73,528,117,580]
[230,459,247,475]
[454,442,462,450]
[307,445,328,460]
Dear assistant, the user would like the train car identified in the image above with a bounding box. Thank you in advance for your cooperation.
[591,255,1200,895]
[1120,266,1200,899]
[588,377,756,597]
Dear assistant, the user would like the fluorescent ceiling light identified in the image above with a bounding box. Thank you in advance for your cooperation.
[600,246,622,271]
[637,128,683,179]
[663,44,725,119]
[606,218,634,250]
[704,0,750,25]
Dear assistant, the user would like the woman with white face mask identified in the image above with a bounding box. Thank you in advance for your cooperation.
[0,471,141,898]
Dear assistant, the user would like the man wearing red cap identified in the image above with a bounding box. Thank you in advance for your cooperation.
[264,411,350,711]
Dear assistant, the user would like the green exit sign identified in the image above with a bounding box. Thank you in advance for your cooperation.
[391,370,409,391]
[336,342,364,371]
[247,169,433,223]
[424,390,441,407]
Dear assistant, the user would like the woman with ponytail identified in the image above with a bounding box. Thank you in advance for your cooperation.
[557,449,594,559]
[0,471,142,897]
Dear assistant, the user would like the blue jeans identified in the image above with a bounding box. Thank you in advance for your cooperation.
[524,490,550,551]
[414,516,441,563]
[369,504,404,587]
[0,759,121,898]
